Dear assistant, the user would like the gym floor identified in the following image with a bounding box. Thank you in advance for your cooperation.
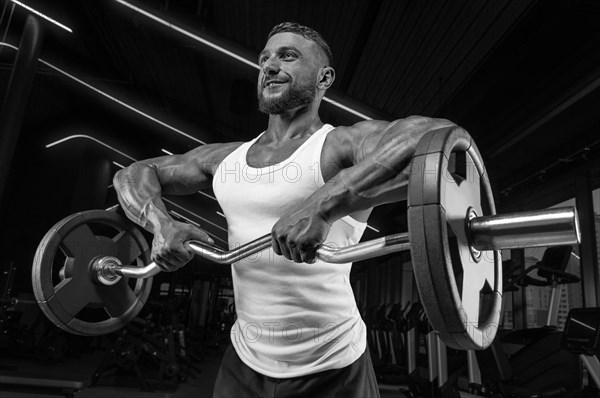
[0,344,225,398]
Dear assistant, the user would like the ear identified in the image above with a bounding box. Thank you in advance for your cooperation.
[317,67,335,90]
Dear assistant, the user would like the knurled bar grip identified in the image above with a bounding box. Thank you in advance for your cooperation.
[101,206,580,282]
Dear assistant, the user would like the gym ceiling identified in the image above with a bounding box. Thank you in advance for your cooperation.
[0,0,599,258]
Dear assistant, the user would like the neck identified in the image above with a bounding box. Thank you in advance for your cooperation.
[264,101,324,141]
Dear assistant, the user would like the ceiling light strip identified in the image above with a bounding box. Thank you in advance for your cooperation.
[1,41,206,144]
[114,0,373,120]
[46,134,136,160]
[322,97,372,120]
[197,190,217,201]
[366,224,379,233]
[0,4,15,50]
[115,0,257,69]
[38,59,206,144]
[10,0,72,33]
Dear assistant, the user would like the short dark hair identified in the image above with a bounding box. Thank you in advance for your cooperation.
[268,22,333,67]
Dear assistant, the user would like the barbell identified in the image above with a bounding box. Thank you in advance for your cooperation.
[31,126,581,350]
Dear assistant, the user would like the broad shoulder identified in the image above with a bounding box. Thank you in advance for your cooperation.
[329,120,389,142]
[320,120,389,179]
[327,116,432,146]
[323,119,395,167]
[321,116,437,177]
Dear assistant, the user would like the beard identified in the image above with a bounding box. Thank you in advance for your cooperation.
[257,80,316,114]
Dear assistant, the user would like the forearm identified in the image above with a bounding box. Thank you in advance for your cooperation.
[113,163,173,234]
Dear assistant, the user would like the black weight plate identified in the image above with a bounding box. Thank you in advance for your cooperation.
[408,127,502,350]
[32,210,152,336]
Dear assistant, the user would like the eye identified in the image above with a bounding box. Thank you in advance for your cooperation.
[259,56,268,65]
[281,52,296,60]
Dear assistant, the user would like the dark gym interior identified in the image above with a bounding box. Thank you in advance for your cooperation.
[1,0,600,397]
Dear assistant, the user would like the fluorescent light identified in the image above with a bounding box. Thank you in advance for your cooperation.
[37,57,207,145]
[216,211,225,218]
[322,97,372,120]
[46,134,136,161]
[198,191,217,200]
[366,224,380,233]
[0,43,207,146]
[115,0,258,70]
[11,0,72,33]
[161,148,173,155]
[112,161,126,169]
[114,0,373,120]
[570,252,580,261]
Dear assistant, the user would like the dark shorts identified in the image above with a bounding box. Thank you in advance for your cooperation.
[212,345,380,398]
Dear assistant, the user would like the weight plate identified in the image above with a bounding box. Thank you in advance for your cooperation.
[32,209,152,336]
[408,126,502,350]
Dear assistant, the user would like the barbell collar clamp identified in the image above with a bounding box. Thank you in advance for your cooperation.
[91,256,123,285]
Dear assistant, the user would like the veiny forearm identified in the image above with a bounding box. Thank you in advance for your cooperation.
[113,163,173,234]
[315,119,455,223]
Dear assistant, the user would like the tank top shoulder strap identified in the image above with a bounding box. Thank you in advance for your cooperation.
[309,124,336,166]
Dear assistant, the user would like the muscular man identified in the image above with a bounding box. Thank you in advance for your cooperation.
[114,22,454,397]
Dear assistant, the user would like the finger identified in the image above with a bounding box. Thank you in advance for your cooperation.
[289,245,303,263]
[286,240,304,263]
[189,228,215,245]
[153,254,172,272]
[277,237,292,260]
[159,242,191,265]
[300,246,318,264]
[163,250,190,268]
[155,243,189,270]
[271,234,282,256]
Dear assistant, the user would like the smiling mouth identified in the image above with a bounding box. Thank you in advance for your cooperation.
[264,80,287,88]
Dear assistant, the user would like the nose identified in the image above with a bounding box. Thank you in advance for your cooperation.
[262,55,280,75]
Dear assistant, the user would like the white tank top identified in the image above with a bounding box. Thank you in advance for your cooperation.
[212,124,371,378]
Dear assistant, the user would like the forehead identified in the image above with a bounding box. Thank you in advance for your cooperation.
[262,32,319,55]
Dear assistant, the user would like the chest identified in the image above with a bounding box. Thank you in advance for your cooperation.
[245,133,347,182]
[246,139,306,168]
